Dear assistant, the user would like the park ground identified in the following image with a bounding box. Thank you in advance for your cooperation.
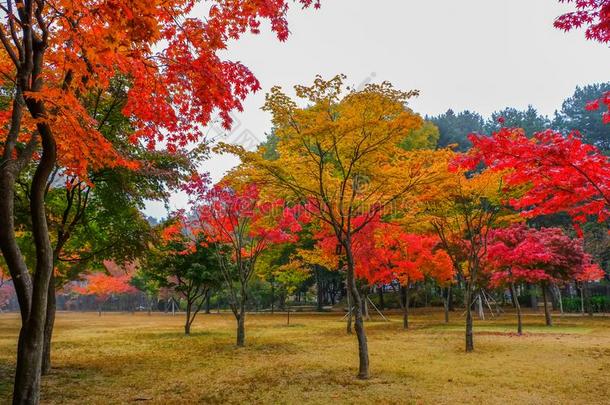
[0,310,609,404]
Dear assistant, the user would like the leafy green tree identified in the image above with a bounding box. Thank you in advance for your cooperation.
[400,120,440,150]
[12,77,202,374]
[553,83,610,152]
[429,109,485,151]
[145,233,223,335]
[485,106,550,136]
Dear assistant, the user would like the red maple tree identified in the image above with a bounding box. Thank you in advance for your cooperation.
[189,180,307,346]
[486,224,598,329]
[458,128,610,234]
[73,262,137,316]
[312,219,454,329]
[371,225,454,329]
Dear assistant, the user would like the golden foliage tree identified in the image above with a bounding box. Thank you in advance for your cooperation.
[421,165,518,352]
[221,75,451,379]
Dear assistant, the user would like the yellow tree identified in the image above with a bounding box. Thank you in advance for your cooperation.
[420,164,517,352]
[221,75,450,379]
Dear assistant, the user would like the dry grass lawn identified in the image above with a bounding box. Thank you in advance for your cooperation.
[0,310,609,404]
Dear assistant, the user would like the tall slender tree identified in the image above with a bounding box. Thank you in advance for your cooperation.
[423,166,514,352]
[227,75,448,378]
[0,1,320,403]
[188,181,305,346]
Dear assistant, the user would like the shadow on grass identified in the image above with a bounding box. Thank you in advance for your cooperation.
[145,330,229,340]
[420,322,592,335]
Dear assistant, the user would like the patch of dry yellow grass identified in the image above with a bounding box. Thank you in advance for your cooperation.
[1,310,609,404]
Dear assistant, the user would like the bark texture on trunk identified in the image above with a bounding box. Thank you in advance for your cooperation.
[12,123,57,405]
[185,301,192,335]
[400,285,409,329]
[41,275,56,375]
[345,242,369,379]
[465,284,474,352]
[346,283,353,335]
[542,284,553,327]
[443,286,450,324]
[510,283,522,335]
[236,311,245,347]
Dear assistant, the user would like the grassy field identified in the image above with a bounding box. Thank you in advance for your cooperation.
[1,310,609,404]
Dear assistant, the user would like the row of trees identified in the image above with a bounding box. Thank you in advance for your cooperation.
[0,0,608,403]
[431,83,610,152]
[2,72,608,394]
[113,74,607,381]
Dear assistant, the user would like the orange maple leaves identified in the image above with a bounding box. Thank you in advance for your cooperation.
[0,0,320,179]
[73,261,137,302]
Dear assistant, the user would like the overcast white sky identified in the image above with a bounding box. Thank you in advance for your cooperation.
[144,0,610,219]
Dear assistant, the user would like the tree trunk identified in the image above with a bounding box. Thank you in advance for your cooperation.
[185,300,192,335]
[378,285,385,310]
[316,270,324,312]
[510,283,522,335]
[443,286,450,323]
[12,123,57,405]
[235,289,247,347]
[204,291,211,315]
[542,284,553,326]
[465,283,474,352]
[236,311,245,347]
[585,282,593,317]
[41,275,56,375]
[345,242,369,379]
[400,285,409,329]
[346,282,353,335]
[363,290,370,321]
[580,284,585,315]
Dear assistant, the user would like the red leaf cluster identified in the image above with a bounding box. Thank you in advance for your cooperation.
[485,224,601,287]
[457,128,610,233]
[191,182,308,258]
[73,272,137,302]
[371,225,454,287]
[555,0,610,44]
[1,1,320,178]
[313,219,454,287]
[555,1,610,124]
[72,261,137,302]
